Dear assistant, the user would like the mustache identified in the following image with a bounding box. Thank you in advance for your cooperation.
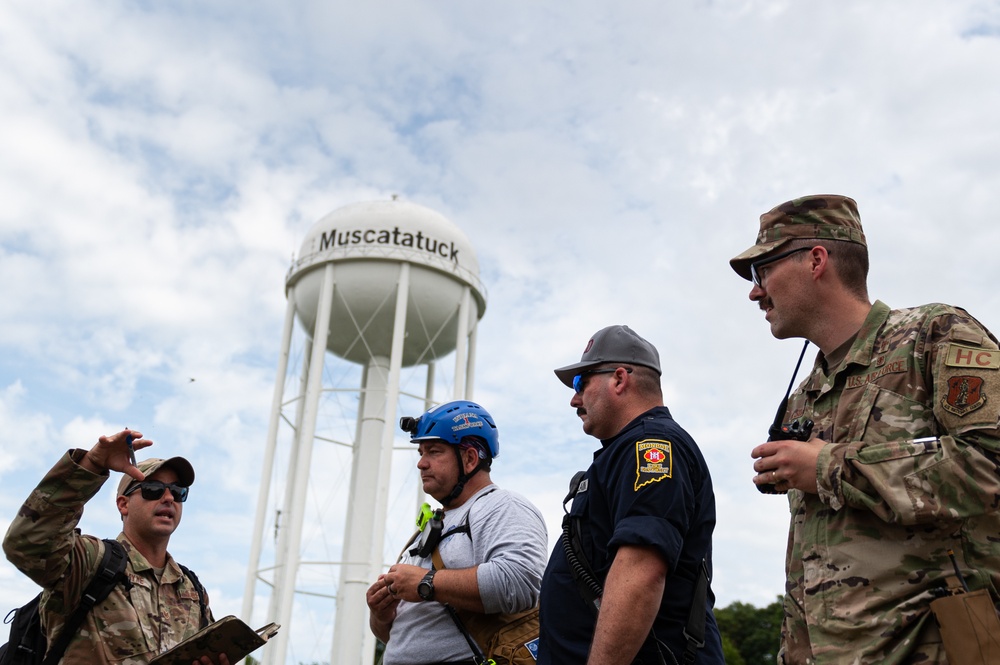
[758,297,773,311]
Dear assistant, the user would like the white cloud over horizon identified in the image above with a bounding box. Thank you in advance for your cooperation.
[3,0,1000,661]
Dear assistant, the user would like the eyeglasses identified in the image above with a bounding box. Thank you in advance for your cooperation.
[572,367,632,393]
[750,247,811,288]
[123,480,189,503]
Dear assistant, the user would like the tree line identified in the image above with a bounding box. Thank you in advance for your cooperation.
[715,596,784,665]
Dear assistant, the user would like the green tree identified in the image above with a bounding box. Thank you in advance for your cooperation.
[721,633,746,665]
[714,596,783,665]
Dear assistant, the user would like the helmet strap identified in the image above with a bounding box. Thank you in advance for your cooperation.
[440,447,485,507]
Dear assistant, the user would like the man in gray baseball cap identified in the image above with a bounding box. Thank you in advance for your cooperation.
[539,326,724,665]
[553,324,661,389]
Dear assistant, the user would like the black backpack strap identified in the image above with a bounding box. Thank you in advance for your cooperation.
[177,564,209,629]
[42,539,129,665]
[448,485,497,547]
[442,604,492,665]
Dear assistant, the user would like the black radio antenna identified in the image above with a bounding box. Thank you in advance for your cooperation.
[768,340,810,441]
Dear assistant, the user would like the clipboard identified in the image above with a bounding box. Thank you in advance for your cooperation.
[149,615,280,664]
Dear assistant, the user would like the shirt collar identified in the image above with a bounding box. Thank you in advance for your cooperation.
[802,300,890,393]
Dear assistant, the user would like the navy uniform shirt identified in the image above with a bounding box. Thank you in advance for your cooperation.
[538,406,725,665]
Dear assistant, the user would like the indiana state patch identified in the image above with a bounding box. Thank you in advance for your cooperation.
[635,438,672,491]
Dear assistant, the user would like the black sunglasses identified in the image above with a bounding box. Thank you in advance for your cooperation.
[572,367,632,393]
[749,247,812,288]
[123,480,189,503]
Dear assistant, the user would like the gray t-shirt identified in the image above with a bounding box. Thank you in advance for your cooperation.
[383,484,548,665]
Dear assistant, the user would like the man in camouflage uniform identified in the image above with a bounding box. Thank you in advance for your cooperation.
[3,429,229,665]
[730,195,1000,665]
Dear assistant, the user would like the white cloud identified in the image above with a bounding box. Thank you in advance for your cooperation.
[3,0,1000,656]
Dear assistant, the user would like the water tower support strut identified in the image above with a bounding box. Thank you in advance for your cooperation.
[264,335,312,652]
[466,316,479,401]
[453,286,472,400]
[242,295,295,629]
[265,263,336,665]
[330,262,411,665]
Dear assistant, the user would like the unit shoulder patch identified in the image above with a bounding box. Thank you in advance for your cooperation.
[942,375,987,416]
[634,438,672,491]
[944,344,1000,370]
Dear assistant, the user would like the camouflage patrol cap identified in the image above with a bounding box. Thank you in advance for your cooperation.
[117,457,196,496]
[729,194,867,281]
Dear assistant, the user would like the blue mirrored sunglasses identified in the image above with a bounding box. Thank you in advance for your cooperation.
[123,480,189,503]
[572,367,632,393]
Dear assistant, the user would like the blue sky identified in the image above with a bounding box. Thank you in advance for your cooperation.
[3,0,1000,662]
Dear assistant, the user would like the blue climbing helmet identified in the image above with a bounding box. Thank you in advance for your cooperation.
[400,401,499,506]
[400,400,500,459]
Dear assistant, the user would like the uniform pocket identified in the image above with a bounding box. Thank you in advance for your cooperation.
[903,437,1000,522]
[844,384,942,524]
[850,383,936,446]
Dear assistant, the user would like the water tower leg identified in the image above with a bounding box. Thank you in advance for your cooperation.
[452,286,471,400]
[465,320,479,401]
[268,264,336,665]
[424,361,436,412]
[355,362,369,450]
[415,362,434,508]
[242,297,295,643]
[260,336,312,665]
[331,262,410,665]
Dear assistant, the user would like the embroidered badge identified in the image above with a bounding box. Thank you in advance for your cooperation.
[635,439,672,491]
[525,637,540,660]
[845,358,909,390]
[943,375,987,416]
[945,344,1000,370]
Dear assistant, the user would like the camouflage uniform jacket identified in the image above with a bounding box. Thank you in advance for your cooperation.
[779,300,1000,665]
[2,449,213,665]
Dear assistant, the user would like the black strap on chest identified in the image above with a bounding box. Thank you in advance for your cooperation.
[442,604,493,665]
[36,541,208,665]
[177,564,209,629]
[428,487,502,665]
[399,487,495,563]
[561,472,710,665]
[41,539,130,665]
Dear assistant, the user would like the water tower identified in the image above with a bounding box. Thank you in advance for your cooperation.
[241,199,487,665]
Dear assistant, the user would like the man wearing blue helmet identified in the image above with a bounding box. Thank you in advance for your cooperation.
[366,400,548,665]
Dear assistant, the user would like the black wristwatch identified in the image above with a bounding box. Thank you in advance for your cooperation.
[417,569,437,601]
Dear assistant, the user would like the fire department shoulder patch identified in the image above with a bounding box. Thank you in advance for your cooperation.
[635,438,672,491]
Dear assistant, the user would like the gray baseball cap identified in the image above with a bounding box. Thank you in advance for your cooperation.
[554,325,661,388]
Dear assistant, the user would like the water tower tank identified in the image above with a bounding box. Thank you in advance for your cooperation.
[286,200,486,366]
